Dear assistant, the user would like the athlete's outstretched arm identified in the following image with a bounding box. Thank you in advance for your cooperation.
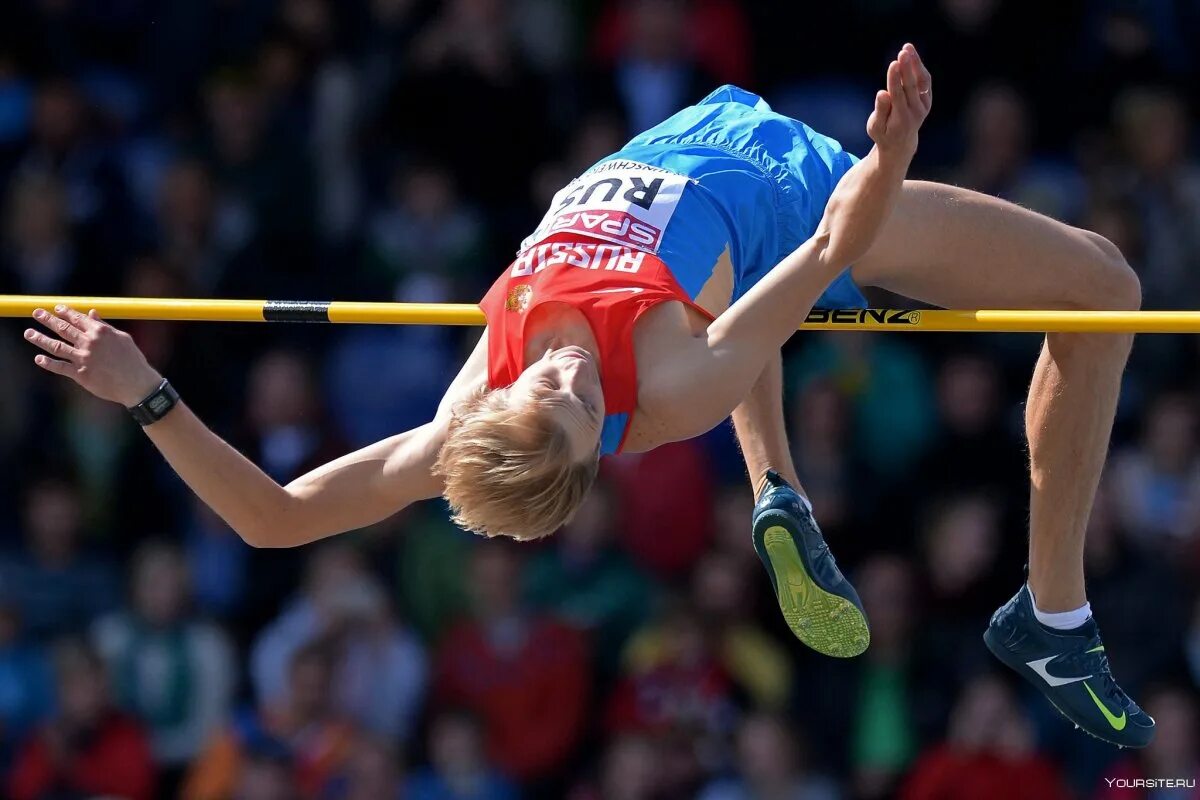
[661,45,932,439]
[19,307,487,547]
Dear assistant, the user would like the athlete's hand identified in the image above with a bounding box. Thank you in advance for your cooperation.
[24,305,163,407]
[867,43,931,157]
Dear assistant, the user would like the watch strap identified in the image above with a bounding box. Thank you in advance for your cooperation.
[128,379,180,426]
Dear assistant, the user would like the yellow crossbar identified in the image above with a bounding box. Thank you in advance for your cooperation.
[0,295,1196,333]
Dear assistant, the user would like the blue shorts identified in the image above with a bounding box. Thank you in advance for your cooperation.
[598,85,867,309]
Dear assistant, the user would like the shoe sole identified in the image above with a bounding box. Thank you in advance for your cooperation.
[755,518,869,658]
[983,627,1150,749]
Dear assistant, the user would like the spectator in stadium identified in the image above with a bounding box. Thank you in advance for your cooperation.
[605,439,715,577]
[393,508,476,641]
[918,492,1009,681]
[251,544,427,744]
[183,496,251,622]
[235,348,349,485]
[788,377,861,539]
[566,733,660,800]
[1084,478,1188,696]
[183,641,359,800]
[951,83,1085,223]
[434,542,590,783]
[709,484,758,568]
[154,158,259,297]
[789,332,936,486]
[899,673,1069,800]
[0,604,52,772]
[8,638,156,800]
[606,599,738,797]
[1080,3,1195,108]
[0,470,119,641]
[1,170,80,295]
[698,712,839,800]
[199,68,317,294]
[56,379,142,543]
[1112,87,1200,309]
[324,737,406,800]
[1109,391,1200,549]
[828,555,924,799]
[1184,597,1200,690]
[405,710,518,800]
[92,540,236,785]
[690,550,793,710]
[266,0,363,244]
[13,78,133,246]
[912,352,1026,510]
[357,0,424,116]
[0,52,32,151]
[524,475,654,674]
[598,0,751,86]
[324,290,459,448]
[589,0,731,133]
[233,750,300,800]
[363,160,486,301]
[385,0,548,213]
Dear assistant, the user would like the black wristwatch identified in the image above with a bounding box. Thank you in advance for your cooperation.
[128,379,180,426]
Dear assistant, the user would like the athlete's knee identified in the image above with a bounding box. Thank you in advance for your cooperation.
[1042,230,1139,362]
[1070,230,1142,312]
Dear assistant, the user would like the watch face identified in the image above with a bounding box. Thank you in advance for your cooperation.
[148,394,171,414]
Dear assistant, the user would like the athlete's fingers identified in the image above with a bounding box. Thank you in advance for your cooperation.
[31,307,84,344]
[900,51,923,110]
[24,328,81,361]
[874,90,892,119]
[903,44,932,113]
[909,44,929,85]
[867,90,891,140]
[902,55,921,115]
[52,304,98,333]
[33,353,81,379]
[86,309,117,334]
[886,59,903,110]
[897,48,921,106]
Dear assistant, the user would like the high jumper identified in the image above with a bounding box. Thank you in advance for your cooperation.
[21,45,1152,747]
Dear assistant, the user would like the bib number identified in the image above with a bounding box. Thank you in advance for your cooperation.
[521,160,689,254]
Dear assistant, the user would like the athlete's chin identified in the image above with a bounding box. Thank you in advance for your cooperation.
[553,345,590,360]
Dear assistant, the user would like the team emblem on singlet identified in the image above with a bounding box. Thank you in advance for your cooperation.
[506,284,533,312]
[520,160,690,254]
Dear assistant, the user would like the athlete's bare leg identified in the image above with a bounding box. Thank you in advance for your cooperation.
[732,353,804,499]
[853,181,1141,612]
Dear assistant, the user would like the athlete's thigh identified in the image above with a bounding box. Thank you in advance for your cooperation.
[851,181,1136,310]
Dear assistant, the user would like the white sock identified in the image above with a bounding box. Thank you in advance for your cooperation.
[1028,585,1092,630]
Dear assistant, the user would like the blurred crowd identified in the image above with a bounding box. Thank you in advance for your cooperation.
[2,0,1200,798]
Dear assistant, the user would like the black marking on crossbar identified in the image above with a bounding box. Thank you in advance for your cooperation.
[263,300,332,322]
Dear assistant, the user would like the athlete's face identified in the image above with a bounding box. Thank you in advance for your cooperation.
[512,346,604,461]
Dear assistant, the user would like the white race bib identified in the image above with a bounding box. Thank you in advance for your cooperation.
[520,160,691,254]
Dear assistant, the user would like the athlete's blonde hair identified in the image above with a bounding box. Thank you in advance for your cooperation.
[434,386,600,540]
